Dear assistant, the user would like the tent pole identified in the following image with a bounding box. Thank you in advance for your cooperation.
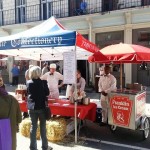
[120,63,123,90]
[74,44,78,144]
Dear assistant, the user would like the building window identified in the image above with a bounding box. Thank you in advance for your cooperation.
[96,31,124,48]
[15,0,26,23]
[133,29,150,47]
[0,0,3,26]
[41,0,52,20]
[138,32,150,42]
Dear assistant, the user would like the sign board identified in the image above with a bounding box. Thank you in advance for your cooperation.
[110,96,133,127]
[63,51,76,84]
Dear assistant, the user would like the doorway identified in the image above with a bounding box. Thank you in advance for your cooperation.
[15,0,26,23]
[41,0,52,20]
[77,60,89,86]
[68,0,82,16]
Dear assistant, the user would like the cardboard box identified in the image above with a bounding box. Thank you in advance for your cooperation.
[66,118,79,135]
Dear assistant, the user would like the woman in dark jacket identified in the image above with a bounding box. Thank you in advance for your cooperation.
[27,66,52,150]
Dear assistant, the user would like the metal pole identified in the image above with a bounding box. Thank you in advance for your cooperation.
[120,63,123,89]
[86,60,89,85]
[40,54,42,68]
[74,44,77,144]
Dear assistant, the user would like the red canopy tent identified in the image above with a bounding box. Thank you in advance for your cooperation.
[88,43,150,63]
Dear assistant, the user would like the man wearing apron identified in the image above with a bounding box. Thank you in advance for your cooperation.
[41,63,63,99]
[98,65,117,126]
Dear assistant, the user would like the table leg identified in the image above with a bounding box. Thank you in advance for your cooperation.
[77,119,87,137]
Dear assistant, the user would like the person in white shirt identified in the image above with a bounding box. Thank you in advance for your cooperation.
[98,65,117,126]
[41,63,63,99]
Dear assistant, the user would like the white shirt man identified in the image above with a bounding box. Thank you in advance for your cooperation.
[41,63,63,99]
[98,66,117,126]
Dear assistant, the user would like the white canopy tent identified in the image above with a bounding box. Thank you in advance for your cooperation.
[0,56,29,61]
[0,17,99,60]
[0,16,100,143]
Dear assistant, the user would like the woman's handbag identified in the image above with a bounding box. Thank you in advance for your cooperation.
[27,98,35,110]
[45,100,51,120]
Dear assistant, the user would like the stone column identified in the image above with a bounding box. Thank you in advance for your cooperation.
[87,17,96,86]
[91,32,96,85]
[123,12,133,85]
[124,25,132,84]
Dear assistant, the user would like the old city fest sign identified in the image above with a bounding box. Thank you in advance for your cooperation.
[110,95,133,127]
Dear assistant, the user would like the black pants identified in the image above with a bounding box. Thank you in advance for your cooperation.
[12,76,19,85]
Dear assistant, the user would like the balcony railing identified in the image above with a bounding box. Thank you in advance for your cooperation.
[0,0,150,27]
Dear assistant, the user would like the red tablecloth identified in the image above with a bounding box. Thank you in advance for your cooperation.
[19,100,96,122]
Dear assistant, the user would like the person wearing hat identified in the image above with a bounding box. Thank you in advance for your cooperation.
[41,63,63,99]
[42,62,49,75]
[0,77,22,150]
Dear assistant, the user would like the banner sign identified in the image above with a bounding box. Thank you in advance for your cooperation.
[63,51,76,84]
[110,95,133,127]
[0,33,76,50]
[136,92,146,120]
[76,33,99,53]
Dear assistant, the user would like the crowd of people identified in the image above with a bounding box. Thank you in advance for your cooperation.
[0,61,117,150]
[1,62,88,150]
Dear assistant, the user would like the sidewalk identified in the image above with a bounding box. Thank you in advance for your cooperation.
[17,133,99,150]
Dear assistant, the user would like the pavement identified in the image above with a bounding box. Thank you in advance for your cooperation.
[7,85,102,150]
[5,85,150,150]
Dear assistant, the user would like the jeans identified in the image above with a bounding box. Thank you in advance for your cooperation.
[29,109,48,150]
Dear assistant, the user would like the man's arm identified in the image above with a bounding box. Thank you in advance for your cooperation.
[98,77,104,92]
[57,72,63,88]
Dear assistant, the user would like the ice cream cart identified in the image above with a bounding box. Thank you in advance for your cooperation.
[108,89,150,139]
